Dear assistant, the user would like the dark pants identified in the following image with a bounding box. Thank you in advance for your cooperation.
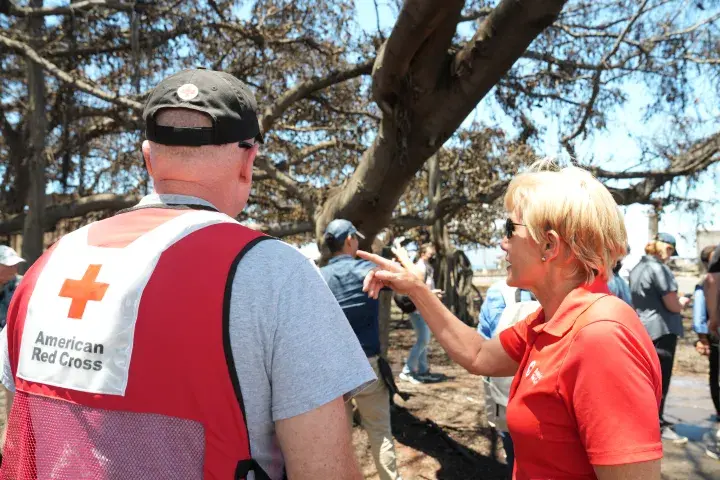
[499,431,514,479]
[710,341,720,416]
[654,334,678,422]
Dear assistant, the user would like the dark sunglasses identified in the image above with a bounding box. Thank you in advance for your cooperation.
[239,133,265,149]
[505,218,526,239]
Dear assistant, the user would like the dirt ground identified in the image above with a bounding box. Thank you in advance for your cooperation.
[352,310,720,480]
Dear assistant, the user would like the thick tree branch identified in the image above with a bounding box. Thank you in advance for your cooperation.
[0,194,140,235]
[372,0,463,113]
[0,34,143,111]
[459,7,493,23]
[245,220,314,238]
[419,0,567,148]
[260,59,374,133]
[408,1,465,95]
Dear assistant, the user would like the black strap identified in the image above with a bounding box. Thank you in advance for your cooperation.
[150,125,218,146]
[235,458,272,480]
[115,202,220,216]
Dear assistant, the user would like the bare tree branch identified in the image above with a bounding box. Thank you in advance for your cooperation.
[459,7,494,23]
[392,180,508,229]
[0,33,143,111]
[253,156,316,215]
[46,27,191,58]
[5,0,149,17]
[593,131,720,180]
[260,59,374,133]
[561,0,651,148]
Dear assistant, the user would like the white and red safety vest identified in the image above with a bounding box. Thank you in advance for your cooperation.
[1,205,271,480]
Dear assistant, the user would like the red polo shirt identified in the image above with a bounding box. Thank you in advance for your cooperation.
[499,279,663,479]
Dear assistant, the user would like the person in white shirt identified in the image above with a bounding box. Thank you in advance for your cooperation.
[399,244,442,384]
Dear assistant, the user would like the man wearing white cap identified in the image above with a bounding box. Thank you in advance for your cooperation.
[0,246,24,330]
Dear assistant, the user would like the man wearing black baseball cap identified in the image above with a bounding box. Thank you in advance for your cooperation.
[0,69,374,479]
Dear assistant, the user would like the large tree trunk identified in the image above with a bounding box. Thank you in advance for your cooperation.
[316,0,568,246]
[21,0,47,269]
[428,153,453,307]
[428,152,480,326]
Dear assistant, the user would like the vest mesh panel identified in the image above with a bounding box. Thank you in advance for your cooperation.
[1,391,205,479]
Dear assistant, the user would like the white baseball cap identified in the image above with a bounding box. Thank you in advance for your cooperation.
[0,246,25,267]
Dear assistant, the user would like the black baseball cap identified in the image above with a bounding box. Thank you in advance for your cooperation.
[143,68,263,146]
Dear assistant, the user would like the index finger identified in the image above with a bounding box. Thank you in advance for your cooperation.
[357,250,405,273]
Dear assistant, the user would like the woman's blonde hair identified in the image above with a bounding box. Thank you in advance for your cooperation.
[504,159,627,283]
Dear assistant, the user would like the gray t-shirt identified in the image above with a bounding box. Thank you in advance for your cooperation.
[629,255,683,340]
[0,194,375,480]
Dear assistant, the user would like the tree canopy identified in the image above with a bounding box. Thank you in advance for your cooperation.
[1,0,718,264]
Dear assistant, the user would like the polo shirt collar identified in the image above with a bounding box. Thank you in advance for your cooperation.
[328,254,353,264]
[531,277,610,337]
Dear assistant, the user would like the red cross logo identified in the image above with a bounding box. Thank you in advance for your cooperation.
[59,264,110,320]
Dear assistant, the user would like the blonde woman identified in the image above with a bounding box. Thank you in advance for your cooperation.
[358,163,663,480]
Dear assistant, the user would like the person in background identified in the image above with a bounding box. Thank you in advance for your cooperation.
[706,243,720,339]
[705,244,720,460]
[360,163,663,480]
[320,219,401,480]
[399,244,442,384]
[629,233,690,444]
[608,259,632,307]
[693,245,719,421]
[0,246,25,330]
[478,279,538,477]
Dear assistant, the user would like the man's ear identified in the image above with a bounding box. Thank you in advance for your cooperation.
[141,140,154,176]
[238,144,258,184]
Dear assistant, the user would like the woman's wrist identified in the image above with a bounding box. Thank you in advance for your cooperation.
[407,278,431,301]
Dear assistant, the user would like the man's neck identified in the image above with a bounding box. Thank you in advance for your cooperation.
[154,182,236,216]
